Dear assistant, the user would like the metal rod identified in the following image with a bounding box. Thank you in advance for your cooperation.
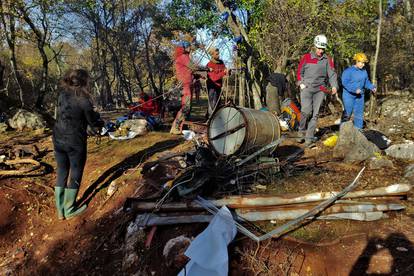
[209,123,246,141]
[256,167,365,241]
[213,183,411,208]
[236,137,285,166]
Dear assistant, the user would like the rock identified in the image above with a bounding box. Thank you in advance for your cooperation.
[404,164,414,183]
[369,157,394,170]
[163,235,191,268]
[0,122,7,133]
[107,181,118,197]
[333,122,380,162]
[8,109,46,131]
[385,143,414,160]
[122,218,146,273]
[380,92,414,124]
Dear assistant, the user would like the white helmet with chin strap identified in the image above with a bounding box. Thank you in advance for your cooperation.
[314,34,327,49]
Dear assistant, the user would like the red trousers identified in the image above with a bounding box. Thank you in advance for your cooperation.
[170,83,192,133]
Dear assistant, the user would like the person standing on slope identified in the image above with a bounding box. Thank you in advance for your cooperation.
[341,52,376,129]
[296,34,338,147]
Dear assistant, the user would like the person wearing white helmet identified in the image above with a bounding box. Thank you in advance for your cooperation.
[296,34,338,147]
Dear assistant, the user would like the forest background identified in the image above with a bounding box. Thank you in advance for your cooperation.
[0,0,412,114]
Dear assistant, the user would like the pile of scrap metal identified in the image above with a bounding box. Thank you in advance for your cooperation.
[125,171,411,241]
[141,106,295,199]
[124,106,412,241]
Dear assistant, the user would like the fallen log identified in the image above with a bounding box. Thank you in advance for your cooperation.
[0,158,41,176]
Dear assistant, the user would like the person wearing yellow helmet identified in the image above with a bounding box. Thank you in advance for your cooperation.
[341,52,376,129]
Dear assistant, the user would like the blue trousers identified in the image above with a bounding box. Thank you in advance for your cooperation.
[342,91,364,129]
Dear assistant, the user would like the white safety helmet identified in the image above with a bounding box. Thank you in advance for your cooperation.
[314,34,328,49]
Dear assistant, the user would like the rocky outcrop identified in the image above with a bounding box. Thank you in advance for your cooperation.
[8,109,46,131]
[385,143,414,160]
[380,90,414,124]
[334,122,380,162]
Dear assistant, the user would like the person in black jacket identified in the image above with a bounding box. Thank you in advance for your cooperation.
[53,69,103,220]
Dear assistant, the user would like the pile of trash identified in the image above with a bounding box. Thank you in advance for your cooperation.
[120,104,413,274]
[102,110,162,140]
[123,106,411,224]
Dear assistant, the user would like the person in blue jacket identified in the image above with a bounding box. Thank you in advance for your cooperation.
[341,52,376,129]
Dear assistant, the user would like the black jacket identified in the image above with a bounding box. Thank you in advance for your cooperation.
[53,90,103,146]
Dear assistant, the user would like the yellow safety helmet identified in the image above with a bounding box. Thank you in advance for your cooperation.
[353,52,368,63]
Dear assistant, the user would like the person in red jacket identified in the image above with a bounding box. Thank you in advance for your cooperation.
[296,34,338,147]
[130,93,159,116]
[170,42,195,134]
[207,48,227,115]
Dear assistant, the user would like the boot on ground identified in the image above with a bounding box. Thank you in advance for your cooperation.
[63,188,87,219]
[54,186,65,220]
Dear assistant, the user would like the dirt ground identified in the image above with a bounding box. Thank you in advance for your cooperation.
[0,101,413,275]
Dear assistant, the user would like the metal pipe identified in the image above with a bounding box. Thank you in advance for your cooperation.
[236,203,404,221]
[123,184,410,213]
[213,184,411,208]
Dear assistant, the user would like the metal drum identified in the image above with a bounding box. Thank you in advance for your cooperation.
[208,106,281,156]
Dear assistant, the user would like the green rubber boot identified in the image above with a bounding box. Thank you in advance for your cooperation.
[63,188,87,219]
[54,187,65,220]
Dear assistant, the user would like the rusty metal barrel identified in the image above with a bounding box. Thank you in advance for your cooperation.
[208,106,281,156]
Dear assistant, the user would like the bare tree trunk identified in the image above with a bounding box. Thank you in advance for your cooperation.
[239,69,245,107]
[94,24,113,108]
[404,0,412,22]
[215,0,262,109]
[246,55,263,109]
[0,61,4,88]
[0,3,24,106]
[17,3,50,109]
[36,49,49,108]
[144,34,159,95]
[369,0,382,119]
[132,62,145,93]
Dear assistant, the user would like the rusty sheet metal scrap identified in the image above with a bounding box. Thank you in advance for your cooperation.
[213,183,412,208]
[235,202,405,221]
[196,167,366,242]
